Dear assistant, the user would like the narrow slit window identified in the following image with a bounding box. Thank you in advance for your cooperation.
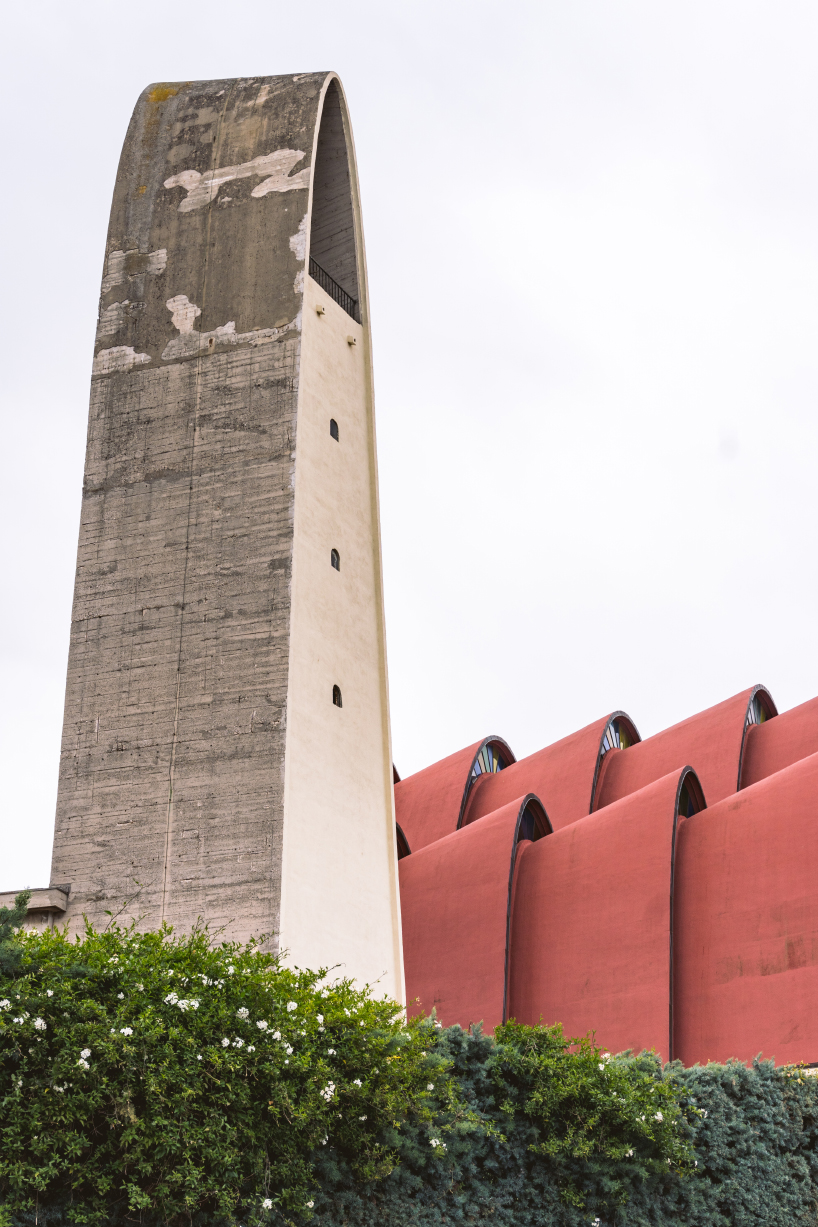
[332,684,342,708]
[331,548,340,571]
[330,418,339,441]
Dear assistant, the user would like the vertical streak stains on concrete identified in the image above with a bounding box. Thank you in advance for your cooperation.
[51,75,403,1000]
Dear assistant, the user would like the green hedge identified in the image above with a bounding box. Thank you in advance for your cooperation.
[1,903,817,1227]
[312,1030,818,1227]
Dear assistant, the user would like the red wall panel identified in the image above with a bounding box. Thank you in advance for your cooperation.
[508,770,692,1060]
[674,751,818,1067]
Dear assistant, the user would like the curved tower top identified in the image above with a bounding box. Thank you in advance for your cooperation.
[50,74,403,1000]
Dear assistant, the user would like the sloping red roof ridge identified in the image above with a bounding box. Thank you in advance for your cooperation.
[462,711,641,832]
[394,735,515,854]
[594,685,777,813]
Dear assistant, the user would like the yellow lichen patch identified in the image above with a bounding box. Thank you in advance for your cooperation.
[137,186,147,196]
[149,85,179,103]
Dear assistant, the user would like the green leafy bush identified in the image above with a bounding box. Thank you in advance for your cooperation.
[0,918,447,1226]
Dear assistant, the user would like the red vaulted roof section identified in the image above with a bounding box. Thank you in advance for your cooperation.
[508,769,699,1061]
[463,712,639,831]
[394,736,514,853]
[740,694,818,789]
[399,795,548,1033]
[674,751,818,1067]
[594,685,776,813]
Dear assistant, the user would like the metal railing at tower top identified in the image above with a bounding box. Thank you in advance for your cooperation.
[309,257,361,323]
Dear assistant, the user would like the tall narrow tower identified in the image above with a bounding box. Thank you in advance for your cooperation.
[50,74,403,999]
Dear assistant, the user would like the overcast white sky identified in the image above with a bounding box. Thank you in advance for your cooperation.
[2,1,817,891]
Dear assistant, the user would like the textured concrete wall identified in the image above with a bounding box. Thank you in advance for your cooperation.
[50,74,402,994]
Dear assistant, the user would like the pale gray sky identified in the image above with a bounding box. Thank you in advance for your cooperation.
[2,1,817,890]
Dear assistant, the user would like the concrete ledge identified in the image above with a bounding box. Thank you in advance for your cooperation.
[0,887,69,914]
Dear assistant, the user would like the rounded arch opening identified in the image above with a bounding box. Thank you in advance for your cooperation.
[600,714,640,757]
[332,684,342,708]
[516,797,550,843]
[745,686,776,729]
[677,769,705,819]
[330,548,340,571]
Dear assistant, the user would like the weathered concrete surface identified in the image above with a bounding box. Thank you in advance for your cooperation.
[48,75,403,997]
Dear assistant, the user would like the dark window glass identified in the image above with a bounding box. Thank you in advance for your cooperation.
[330,418,339,441]
[332,684,342,708]
[331,548,340,571]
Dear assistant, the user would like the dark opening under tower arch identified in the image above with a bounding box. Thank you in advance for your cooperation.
[310,80,360,320]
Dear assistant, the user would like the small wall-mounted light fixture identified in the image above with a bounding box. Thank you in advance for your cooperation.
[316,305,325,316]
[346,335,356,346]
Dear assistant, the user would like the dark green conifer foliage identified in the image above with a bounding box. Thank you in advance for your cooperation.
[0,894,30,978]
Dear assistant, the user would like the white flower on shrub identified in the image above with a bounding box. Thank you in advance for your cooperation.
[320,1082,336,1102]
[77,1059,90,1070]
[34,1018,46,1031]
[430,1138,446,1150]
[237,1007,249,1020]
[359,1115,367,1121]
[109,956,119,965]
[284,1044,293,1055]
[654,1111,664,1122]
[221,1038,230,1047]
[247,1045,255,1052]
[317,1014,323,1025]
[327,1048,336,1055]
[352,1078,362,1087]
[12,1017,24,1025]
[165,992,179,1005]
[117,992,125,1000]
[321,1136,328,1145]
[262,1199,273,1210]
[46,991,53,998]
[306,1201,314,1209]
[626,1148,634,1157]
[427,1083,434,1091]
[120,1027,133,1036]
[256,1020,268,1030]
[233,1038,244,1048]
[598,1063,605,1070]
[287,1001,297,1012]
[227,965,235,975]
[272,1030,281,1040]
[0,1000,9,1010]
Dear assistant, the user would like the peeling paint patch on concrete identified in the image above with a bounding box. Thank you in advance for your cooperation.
[97,301,128,340]
[93,346,151,376]
[101,248,167,294]
[164,150,309,213]
[293,269,304,294]
[289,215,308,262]
[161,295,301,361]
[166,294,201,333]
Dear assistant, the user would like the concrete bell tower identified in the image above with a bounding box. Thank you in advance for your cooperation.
[48,74,403,1000]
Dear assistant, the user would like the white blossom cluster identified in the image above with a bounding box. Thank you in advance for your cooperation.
[429,1138,446,1150]
[163,992,199,1011]
[320,1082,336,1102]
[77,1048,91,1070]
[0,1000,10,1010]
